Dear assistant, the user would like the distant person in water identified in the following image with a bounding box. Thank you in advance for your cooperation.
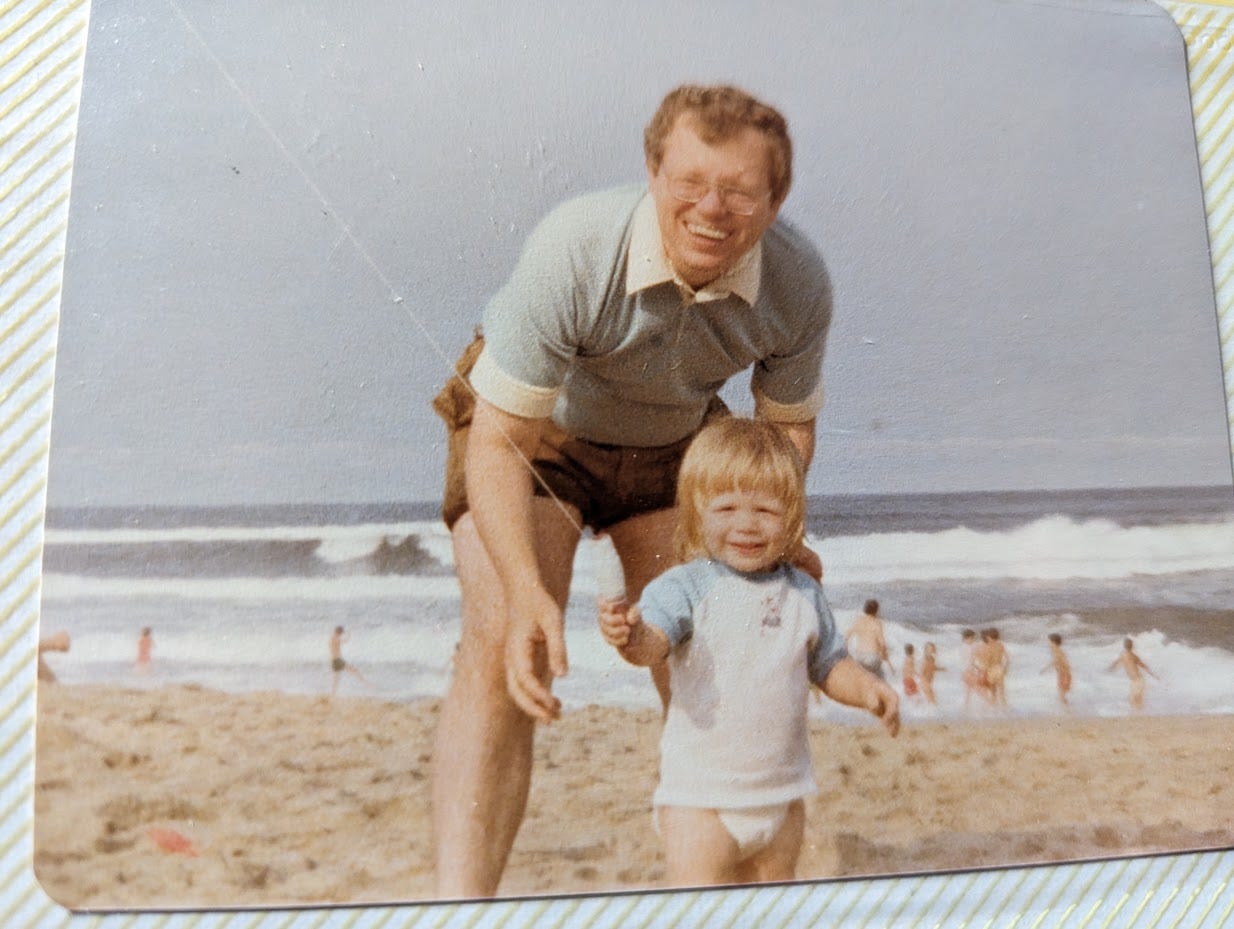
[845,599,894,679]
[136,627,153,672]
[37,630,71,683]
[920,641,943,705]
[330,625,369,696]
[1041,633,1072,710]
[961,628,986,709]
[901,643,919,699]
[1108,637,1158,712]
[976,628,1009,709]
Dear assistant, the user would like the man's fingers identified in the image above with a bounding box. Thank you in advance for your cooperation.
[506,661,561,722]
[505,630,560,722]
[507,668,559,722]
[542,620,569,679]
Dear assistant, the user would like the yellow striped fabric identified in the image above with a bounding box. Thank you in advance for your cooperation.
[1,1,1231,927]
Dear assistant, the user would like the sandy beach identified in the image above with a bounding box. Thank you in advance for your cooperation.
[33,682,1234,910]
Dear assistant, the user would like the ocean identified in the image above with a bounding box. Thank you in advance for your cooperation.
[37,486,1234,723]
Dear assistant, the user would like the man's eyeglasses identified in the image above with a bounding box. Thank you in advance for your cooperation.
[662,175,767,216]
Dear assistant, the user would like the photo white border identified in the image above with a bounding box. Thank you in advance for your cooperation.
[3,1,1234,926]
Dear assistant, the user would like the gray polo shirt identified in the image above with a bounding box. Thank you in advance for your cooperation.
[471,184,832,448]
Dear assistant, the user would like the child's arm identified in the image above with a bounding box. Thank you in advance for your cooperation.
[598,601,669,667]
[821,657,900,736]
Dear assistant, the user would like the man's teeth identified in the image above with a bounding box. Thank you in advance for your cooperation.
[687,222,727,241]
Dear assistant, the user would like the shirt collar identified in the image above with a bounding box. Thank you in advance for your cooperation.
[625,192,762,305]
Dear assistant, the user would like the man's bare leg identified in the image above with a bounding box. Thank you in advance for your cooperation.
[607,508,677,711]
[431,499,580,898]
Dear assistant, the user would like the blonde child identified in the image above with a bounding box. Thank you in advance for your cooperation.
[599,418,899,888]
[920,641,943,705]
[1041,632,1072,709]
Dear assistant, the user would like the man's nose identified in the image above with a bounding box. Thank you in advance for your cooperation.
[695,186,727,216]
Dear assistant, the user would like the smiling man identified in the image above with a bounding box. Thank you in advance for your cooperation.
[431,84,833,897]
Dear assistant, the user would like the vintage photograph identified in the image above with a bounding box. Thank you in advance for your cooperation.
[32,0,1234,911]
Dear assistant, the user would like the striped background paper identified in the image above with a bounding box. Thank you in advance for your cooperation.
[2,1,1232,926]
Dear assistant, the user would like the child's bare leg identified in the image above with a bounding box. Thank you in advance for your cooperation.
[658,806,741,887]
[734,800,804,885]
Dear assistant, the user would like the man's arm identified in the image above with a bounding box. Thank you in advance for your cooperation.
[466,398,567,721]
[761,416,821,578]
[775,417,816,471]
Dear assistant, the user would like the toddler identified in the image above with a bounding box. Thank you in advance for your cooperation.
[599,417,899,887]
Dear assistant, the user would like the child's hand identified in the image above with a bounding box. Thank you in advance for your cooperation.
[598,599,640,648]
[867,679,900,737]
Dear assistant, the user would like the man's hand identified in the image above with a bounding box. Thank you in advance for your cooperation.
[504,585,568,723]
[790,543,824,582]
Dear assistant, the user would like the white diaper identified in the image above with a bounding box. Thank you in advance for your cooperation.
[654,802,792,858]
[717,803,792,857]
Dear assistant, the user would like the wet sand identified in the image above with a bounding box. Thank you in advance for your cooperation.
[32,683,1234,909]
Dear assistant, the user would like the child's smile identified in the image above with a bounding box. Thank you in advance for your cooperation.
[701,488,789,573]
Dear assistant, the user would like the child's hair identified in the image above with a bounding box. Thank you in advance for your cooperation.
[1123,637,1134,650]
[904,643,915,656]
[961,628,977,641]
[674,417,806,563]
[1049,632,1062,645]
[863,598,879,616]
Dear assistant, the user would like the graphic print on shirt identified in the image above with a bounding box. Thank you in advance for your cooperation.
[760,588,784,629]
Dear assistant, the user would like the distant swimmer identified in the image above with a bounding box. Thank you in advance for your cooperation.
[330,625,370,696]
[136,627,153,672]
[920,641,943,705]
[901,643,919,699]
[961,628,986,710]
[1108,637,1158,712]
[845,599,895,680]
[976,628,1010,709]
[1041,632,1072,710]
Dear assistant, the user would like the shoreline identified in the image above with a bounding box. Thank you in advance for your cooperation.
[33,682,1234,909]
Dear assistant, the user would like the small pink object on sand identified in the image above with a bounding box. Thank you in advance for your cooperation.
[147,827,199,857]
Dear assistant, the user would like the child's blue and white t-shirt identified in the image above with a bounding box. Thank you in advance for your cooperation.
[639,558,847,810]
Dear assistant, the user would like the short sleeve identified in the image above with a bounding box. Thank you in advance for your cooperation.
[805,577,848,686]
[476,204,589,416]
[751,226,832,423]
[637,564,704,647]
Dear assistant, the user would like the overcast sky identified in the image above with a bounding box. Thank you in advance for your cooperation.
[48,0,1233,508]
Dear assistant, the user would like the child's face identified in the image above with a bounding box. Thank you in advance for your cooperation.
[700,487,788,573]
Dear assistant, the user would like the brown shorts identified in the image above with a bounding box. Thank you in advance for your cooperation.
[432,330,729,531]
